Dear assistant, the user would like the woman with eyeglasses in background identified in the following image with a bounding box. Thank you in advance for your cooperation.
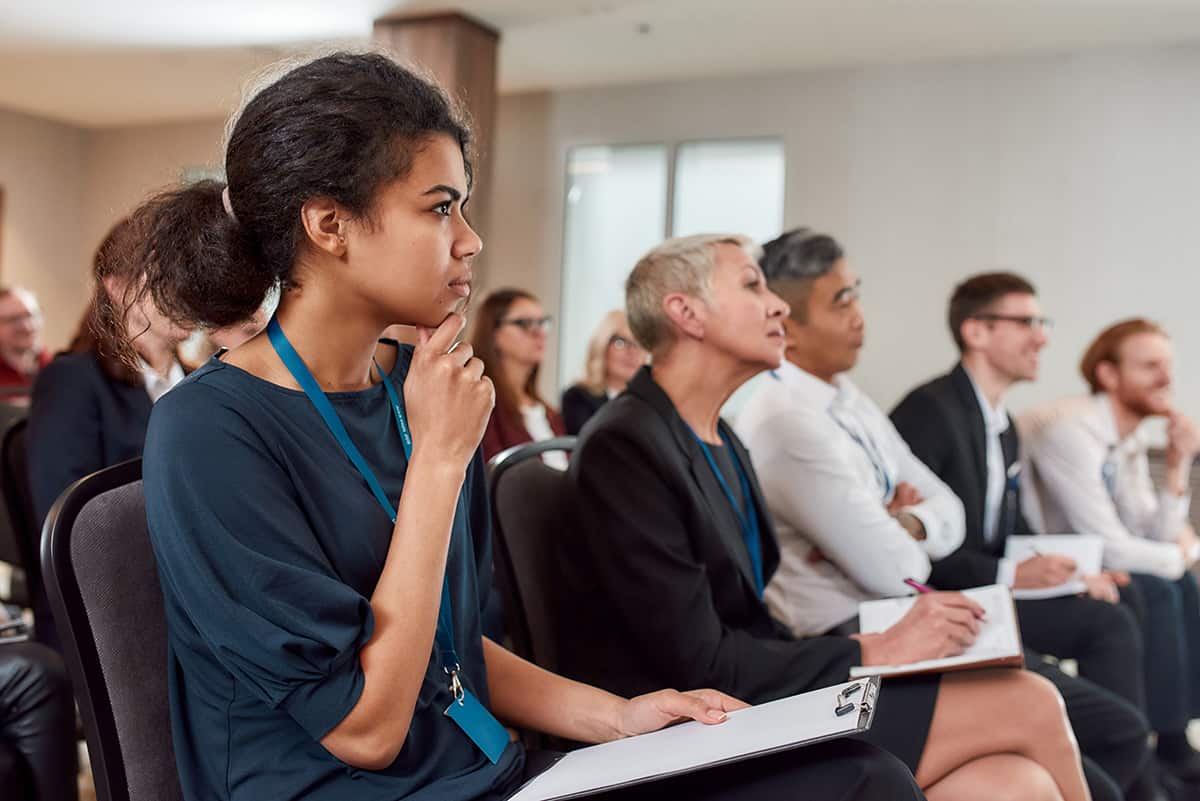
[470,288,567,467]
[562,310,647,435]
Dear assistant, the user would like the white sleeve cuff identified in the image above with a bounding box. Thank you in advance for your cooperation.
[996,558,1017,588]
[907,506,960,560]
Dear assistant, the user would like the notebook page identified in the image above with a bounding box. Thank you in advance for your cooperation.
[850,585,1020,677]
[1004,535,1103,600]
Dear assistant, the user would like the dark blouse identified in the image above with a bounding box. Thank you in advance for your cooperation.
[560,385,608,436]
[143,346,522,801]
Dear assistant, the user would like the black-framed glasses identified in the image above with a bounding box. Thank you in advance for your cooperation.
[498,316,553,333]
[607,334,639,350]
[971,314,1054,332]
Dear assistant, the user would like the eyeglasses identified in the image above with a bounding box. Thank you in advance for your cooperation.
[498,316,553,333]
[607,335,639,350]
[0,312,39,326]
[971,314,1054,331]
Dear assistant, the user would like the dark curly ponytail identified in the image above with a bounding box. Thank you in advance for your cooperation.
[102,51,473,353]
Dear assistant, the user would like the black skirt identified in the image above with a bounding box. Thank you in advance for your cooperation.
[854,674,941,774]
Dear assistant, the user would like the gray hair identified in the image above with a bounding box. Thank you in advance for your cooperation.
[759,228,844,321]
[625,233,760,354]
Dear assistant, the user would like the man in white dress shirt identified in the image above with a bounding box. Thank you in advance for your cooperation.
[1020,318,1200,783]
[733,232,964,638]
[736,228,1153,801]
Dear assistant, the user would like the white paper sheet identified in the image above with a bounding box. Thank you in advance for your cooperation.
[849,584,1021,678]
[506,679,877,801]
[1004,535,1104,600]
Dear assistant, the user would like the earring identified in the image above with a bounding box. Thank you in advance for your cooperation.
[338,235,346,244]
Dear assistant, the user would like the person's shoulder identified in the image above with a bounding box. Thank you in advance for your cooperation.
[1018,396,1098,441]
[148,360,264,443]
[35,351,101,383]
[562,383,599,404]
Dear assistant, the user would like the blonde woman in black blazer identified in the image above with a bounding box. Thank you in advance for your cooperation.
[558,234,1092,801]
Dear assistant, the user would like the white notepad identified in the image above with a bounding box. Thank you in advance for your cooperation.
[506,678,880,801]
[1004,535,1104,600]
[849,584,1023,678]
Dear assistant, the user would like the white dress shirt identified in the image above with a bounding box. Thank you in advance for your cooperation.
[734,361,966,637]
[520,404,569,471]
[1018,393,1191,579]
[140,359,185,403]
[965,369,1019,587]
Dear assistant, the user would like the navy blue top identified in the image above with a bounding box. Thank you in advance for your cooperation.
[28,352,154,526]
[143,345,523,801]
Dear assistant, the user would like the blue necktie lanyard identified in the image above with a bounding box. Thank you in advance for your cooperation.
[689,427,765,598]
[266,317,507,764]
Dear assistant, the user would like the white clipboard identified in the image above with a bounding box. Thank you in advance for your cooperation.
[506,678,880,801]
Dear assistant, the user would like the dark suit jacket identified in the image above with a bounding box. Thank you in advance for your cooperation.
[890,363,1032,590]
[560,384,608,436]
[555,366,860,705]
[28,352,155,526]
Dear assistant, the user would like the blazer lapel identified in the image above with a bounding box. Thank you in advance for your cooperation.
[626,368,762,596]
[950,364,989,503]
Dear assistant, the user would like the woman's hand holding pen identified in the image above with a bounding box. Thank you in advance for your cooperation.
[854,593,986,666]
[407,313,495,469]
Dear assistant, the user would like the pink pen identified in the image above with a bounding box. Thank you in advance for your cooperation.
[903,578,933,594]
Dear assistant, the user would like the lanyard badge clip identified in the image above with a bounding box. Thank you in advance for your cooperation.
[446,663,466,704]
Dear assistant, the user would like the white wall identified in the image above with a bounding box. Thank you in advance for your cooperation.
[486,45,1200,418]
[0,108,89,349]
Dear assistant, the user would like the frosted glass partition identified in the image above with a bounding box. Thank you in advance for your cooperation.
[559,144,668,390]
[672,139,785,245]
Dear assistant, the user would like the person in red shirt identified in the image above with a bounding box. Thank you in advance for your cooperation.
[0,287,52,404]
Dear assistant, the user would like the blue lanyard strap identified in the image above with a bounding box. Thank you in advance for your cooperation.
[829,409,894,499]
[266,317,461,676]
[690,428,765,597]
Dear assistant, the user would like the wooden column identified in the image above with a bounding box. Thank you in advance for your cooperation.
[374,12,500,262]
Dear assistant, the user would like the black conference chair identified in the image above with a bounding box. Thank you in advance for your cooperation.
[0,417,33,608]
[40,458,184,801]
[487,437,576,677]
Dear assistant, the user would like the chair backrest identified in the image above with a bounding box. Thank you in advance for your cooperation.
[487,437,576,675]
[41,458,183,801]
[0,418,37,593]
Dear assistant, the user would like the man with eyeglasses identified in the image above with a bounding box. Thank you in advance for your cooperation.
[1018,318,1200,793]
[736,242,1151,801]
[0,287,51,405]
[892,276,1185,800]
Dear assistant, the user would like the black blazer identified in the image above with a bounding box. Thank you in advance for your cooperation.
[560,384,608,436]
[555,367,860,705]
[28,352,155,526]
[890,363,1032,590]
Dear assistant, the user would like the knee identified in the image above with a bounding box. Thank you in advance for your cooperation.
[994,760,1061,801]
[844,741,922,799]
[0,643,70,703]
[1008,671,1074,741]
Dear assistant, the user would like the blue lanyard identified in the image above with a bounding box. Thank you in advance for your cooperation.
[690,428,765,597]
[266,318,462,680]
[830,410,894,499]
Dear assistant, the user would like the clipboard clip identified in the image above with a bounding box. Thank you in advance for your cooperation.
[835,682,864,717]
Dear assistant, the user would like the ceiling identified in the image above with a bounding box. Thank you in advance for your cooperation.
[4,0,1200,128]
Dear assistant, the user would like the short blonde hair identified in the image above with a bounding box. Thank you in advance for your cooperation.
[625,233,760,354]
[580,309,629,394]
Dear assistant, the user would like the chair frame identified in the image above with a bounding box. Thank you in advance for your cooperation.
[486,436,576,669]
[40,458,144,801]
